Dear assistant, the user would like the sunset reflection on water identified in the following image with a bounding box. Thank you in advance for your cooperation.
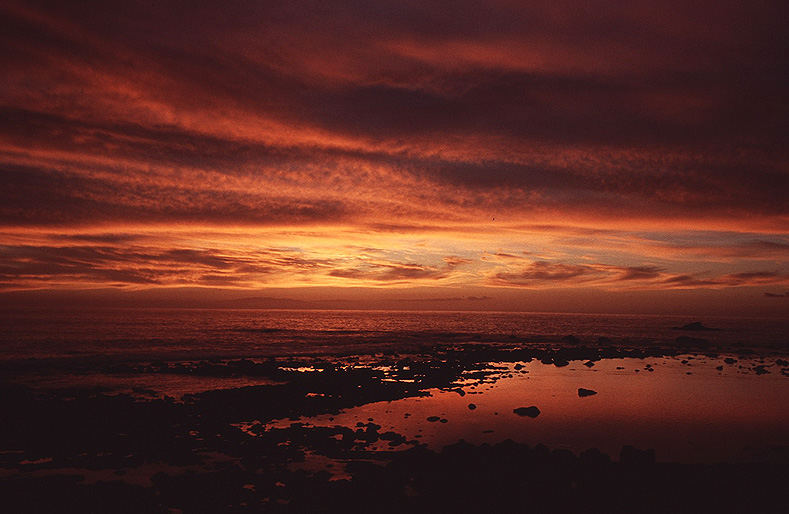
[265,356,789,463]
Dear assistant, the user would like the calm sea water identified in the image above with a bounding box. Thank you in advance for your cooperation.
[1,309,787,361]
[2,309,787,464]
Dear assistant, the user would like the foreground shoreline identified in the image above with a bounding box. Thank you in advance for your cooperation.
[2,336,788,513]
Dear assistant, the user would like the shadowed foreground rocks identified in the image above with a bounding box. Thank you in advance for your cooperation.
[2,435,786,514]
[1,346,788,513]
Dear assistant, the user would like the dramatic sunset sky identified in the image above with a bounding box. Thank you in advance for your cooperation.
[1,1,787,314]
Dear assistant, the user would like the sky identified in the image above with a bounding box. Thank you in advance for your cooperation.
[1,0,788,315]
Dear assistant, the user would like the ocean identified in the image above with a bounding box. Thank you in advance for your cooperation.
[2,308,788,511]
[1,308,787,362]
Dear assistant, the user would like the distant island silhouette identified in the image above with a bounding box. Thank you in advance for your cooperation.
[673,321,720,331]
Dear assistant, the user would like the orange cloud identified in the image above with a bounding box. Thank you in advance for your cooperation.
[0,1,787,308]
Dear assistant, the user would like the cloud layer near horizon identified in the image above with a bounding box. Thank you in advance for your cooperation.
[1,1,788,306]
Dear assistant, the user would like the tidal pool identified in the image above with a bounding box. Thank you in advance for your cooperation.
[264,355,789,463]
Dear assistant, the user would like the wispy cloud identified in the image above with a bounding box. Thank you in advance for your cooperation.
[488,260,789,290]
[0,1,786,304]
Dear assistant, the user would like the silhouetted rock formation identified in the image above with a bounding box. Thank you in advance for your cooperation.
[673,321,719,331]
[578,388,597,397]
[513,406,541,417]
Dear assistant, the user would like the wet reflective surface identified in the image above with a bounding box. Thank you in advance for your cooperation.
[1,309,787,512]
[270,357,788,463]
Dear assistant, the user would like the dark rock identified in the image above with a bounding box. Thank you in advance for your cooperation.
[561,335,580,345]
[620,445,656,466]
[583,360,595,368]
[467,403,477,410]
[380,431,407,446]
[426,416,440,422]
[724,358,737,365]
[577,388,597,397]
[513,406,540,418]
[580,447,610,465]
[675,336,710,347]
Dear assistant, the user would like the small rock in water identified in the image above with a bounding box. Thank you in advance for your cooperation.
[562,335,580,345]
[513,406,540,418]
[468,403,477,410]
[426,416,440,422]
[675,336,710,347]
[578,388,597,397]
